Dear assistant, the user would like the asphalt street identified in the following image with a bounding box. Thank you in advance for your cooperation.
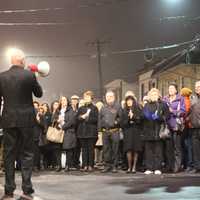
[1,171,200,200]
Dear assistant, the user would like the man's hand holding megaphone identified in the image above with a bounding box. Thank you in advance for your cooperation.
[27,61,50,77]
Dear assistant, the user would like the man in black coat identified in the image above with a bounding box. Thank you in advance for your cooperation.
[0,49,43,200]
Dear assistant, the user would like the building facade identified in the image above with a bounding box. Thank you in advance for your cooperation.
[138,63,200,101]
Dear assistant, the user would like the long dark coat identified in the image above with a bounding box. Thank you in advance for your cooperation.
[0,65,43,128]
[76,103,98,139]
[121,104,143,152]
[62,107,77,150]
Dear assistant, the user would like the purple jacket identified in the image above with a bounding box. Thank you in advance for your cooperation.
[163,94,186,130]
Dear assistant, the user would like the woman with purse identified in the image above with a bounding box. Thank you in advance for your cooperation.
[143,88,169,175]
[120,95,143,174]
[49,100,60,170]
[50,96,69,172]
[77,91,98,172]
[163,83,186,173]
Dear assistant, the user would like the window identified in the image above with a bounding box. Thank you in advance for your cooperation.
[148,80,152,90]
[182,77,185,88]
[141,83,145,101]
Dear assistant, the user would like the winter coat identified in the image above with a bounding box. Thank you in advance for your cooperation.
[38,114,49,147]
[62,107,77,150]
[120,104,143,152]
[189,94,200,128]
[163,94,185,130]
[76,103,98,139]
[99,102,122,130]
[142,100,169,141]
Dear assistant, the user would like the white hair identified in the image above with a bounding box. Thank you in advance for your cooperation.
[10,48,25,63]
[195,81,200,86]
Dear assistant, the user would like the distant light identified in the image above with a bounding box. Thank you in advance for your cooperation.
[163,0,183,4]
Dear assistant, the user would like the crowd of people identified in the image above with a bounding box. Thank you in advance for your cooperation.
[1,82,200,176]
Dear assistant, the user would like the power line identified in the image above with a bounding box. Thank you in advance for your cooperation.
[1,37,198,59]
[159,15,200,23]
[0,7,63,14]
[111,38,198,55]
[24,37,199,58]
[0,0,130,14]
[0,22,85,26]
[27,53,91,58]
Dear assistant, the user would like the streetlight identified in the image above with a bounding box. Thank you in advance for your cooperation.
[163,0,183,4]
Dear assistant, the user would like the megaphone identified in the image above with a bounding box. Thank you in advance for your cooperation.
[28,61,50,77]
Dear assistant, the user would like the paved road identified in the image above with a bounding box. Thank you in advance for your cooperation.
[0,171,200,200]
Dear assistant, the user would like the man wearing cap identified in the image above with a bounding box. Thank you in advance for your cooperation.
[70,95,81,169]
[0,49,43,200]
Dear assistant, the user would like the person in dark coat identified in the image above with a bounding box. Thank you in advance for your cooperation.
[41,103,52,169]
[121,95,143,173]
[189,81,200,173]
[62,105,77,172]
[99,91,122,173]
[77,91,98,172]
[0,49,43,200]
[32,101,41,172]
[49,100,60,170]
[143,88,169,175]
[37,106,49,170]
[70,95,80,169]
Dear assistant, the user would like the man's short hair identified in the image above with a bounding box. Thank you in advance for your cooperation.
[105,90,115,97]
[83,90,94,99]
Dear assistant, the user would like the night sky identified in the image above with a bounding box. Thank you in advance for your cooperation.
[0,0,200,102]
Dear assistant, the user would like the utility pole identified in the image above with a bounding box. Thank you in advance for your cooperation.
[96,39,104,100]
[88,39,110,100]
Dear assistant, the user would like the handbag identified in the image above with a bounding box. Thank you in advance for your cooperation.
[159,123,171,139]
[174,117,185,132]
[46,122,64,143]
[174,101,185,132]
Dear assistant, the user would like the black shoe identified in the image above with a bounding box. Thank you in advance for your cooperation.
[101,167,112,173]
[55,167,62,172]
[64,166,70,172]
[33,167,39,173]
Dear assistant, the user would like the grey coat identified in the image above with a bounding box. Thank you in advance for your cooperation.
[189,94,200,128]
[99,102,122,130]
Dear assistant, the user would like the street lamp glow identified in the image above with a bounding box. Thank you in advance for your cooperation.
[164,0,183,4]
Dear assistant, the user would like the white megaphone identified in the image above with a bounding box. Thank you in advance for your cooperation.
[27,61,50,77]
